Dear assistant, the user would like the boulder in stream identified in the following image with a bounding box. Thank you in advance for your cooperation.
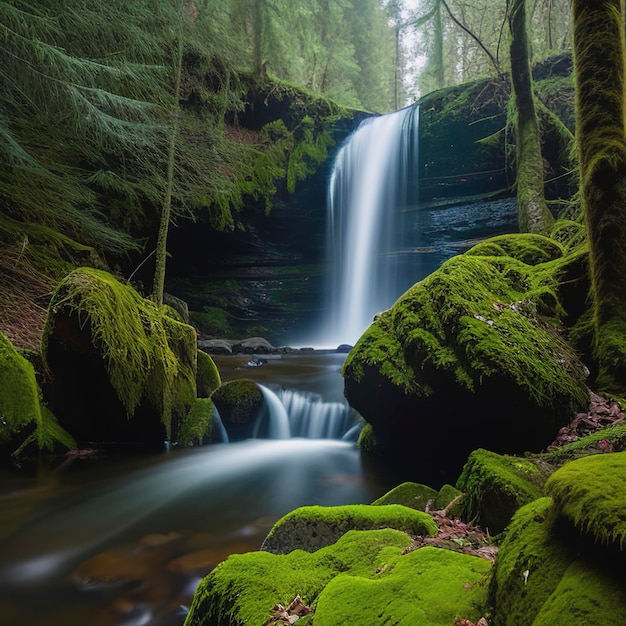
[343,233,590,485]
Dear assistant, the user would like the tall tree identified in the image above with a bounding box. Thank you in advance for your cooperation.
[508,0,554,233]
[572,0,626,394]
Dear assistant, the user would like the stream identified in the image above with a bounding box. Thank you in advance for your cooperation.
[0,353,394,626]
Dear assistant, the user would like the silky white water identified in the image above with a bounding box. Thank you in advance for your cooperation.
[321,105,419,347]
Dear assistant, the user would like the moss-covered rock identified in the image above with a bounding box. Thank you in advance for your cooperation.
[0,331,42,446]
[42,268,197,446]
[184,529,491,626]
[178,398,223,446]
[490,497,575,624]
[545,451,626,550]
[456,449,543,534]
[343,233,589,484]
[372,482,438,510]
[260,504,438,554]
[433,483,464,514]
[0,331,75,459]
[196,350,221,398]
[491,494,626,625]
[210,379,263,440]
[313,546,491,626]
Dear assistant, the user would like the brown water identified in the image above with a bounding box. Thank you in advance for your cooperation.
[0,354,391,626]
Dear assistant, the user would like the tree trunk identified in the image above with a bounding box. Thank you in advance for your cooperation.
[509,0,554,234]
[572,0,626,394]
[152,29,183,306]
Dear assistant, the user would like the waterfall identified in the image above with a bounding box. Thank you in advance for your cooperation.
[321,105,419,347]
[278,389,358,439]
[257,385,291,439]
[212,406,229,443]
[253,386,361,440]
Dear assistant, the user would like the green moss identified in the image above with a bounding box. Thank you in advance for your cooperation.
[178,398,217,446]
[531,559,626,625]
[434,484,464,513]
[185,529,491,626]
[356,422,380,453]
[372,482,438,511]
[491,497,575,625]
[543,421,626,464]
[0,332,75,456]
[184,529,413,626]
[465,233,564,266]
[0,331,41,443]
[348,245,587,410]
[545,451,626,550]
[196,350,221,398]
[261,504,438,554]
[456,449,543,534]
[42,268,197,438]
[314,546,491,626]
[211,379,262,425]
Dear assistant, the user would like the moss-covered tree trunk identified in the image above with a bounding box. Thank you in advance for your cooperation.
[572,0,626,395]
[509,0,554,234]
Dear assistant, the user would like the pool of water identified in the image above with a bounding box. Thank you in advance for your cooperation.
[0,354,392,626]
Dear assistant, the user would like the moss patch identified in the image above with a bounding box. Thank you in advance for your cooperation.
[0,331,41,444]
[260,504,438,554]
[0,331,74,458]
[491,497,575,625]
[545,451,626,550]
[372,482,438,511]
[178,398,217,446]
[42,268,197,441]
[532,559,626,625]
[184,529,412,626]
[196,350,221,398]
[184,529,491,626]
[211,379,262,440]
[456,449,543,534]
[313,546,491,626]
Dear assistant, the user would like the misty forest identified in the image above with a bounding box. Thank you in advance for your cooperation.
[2,0,626,624]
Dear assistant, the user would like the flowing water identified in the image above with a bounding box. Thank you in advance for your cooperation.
[0,354,388,626]
[322,105,420,347]
[317,104,517,348]
[0,103,519,624]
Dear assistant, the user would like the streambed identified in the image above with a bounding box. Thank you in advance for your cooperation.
[0,354,392,626]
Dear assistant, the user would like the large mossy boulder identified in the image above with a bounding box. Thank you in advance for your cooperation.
[343,233,589,484]
[211,379,263,440]
[0,331,74,459]
[42,268,197,446]
[260,504,438,554]
[184,529,491,626]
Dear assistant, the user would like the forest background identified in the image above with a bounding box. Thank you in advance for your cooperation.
[0,0,572,350]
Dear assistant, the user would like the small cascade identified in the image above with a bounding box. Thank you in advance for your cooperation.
[257,385,291,439]
[253,386,361,440]
[277,389,358,439]
[320,105,420,347]
[212,405,229,443]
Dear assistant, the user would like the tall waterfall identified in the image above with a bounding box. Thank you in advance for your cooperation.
[320,105,419,347]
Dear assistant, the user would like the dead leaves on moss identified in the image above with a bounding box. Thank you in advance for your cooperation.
[403,508,498,563]
[454,618,490,626]
[267,595,313,625]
